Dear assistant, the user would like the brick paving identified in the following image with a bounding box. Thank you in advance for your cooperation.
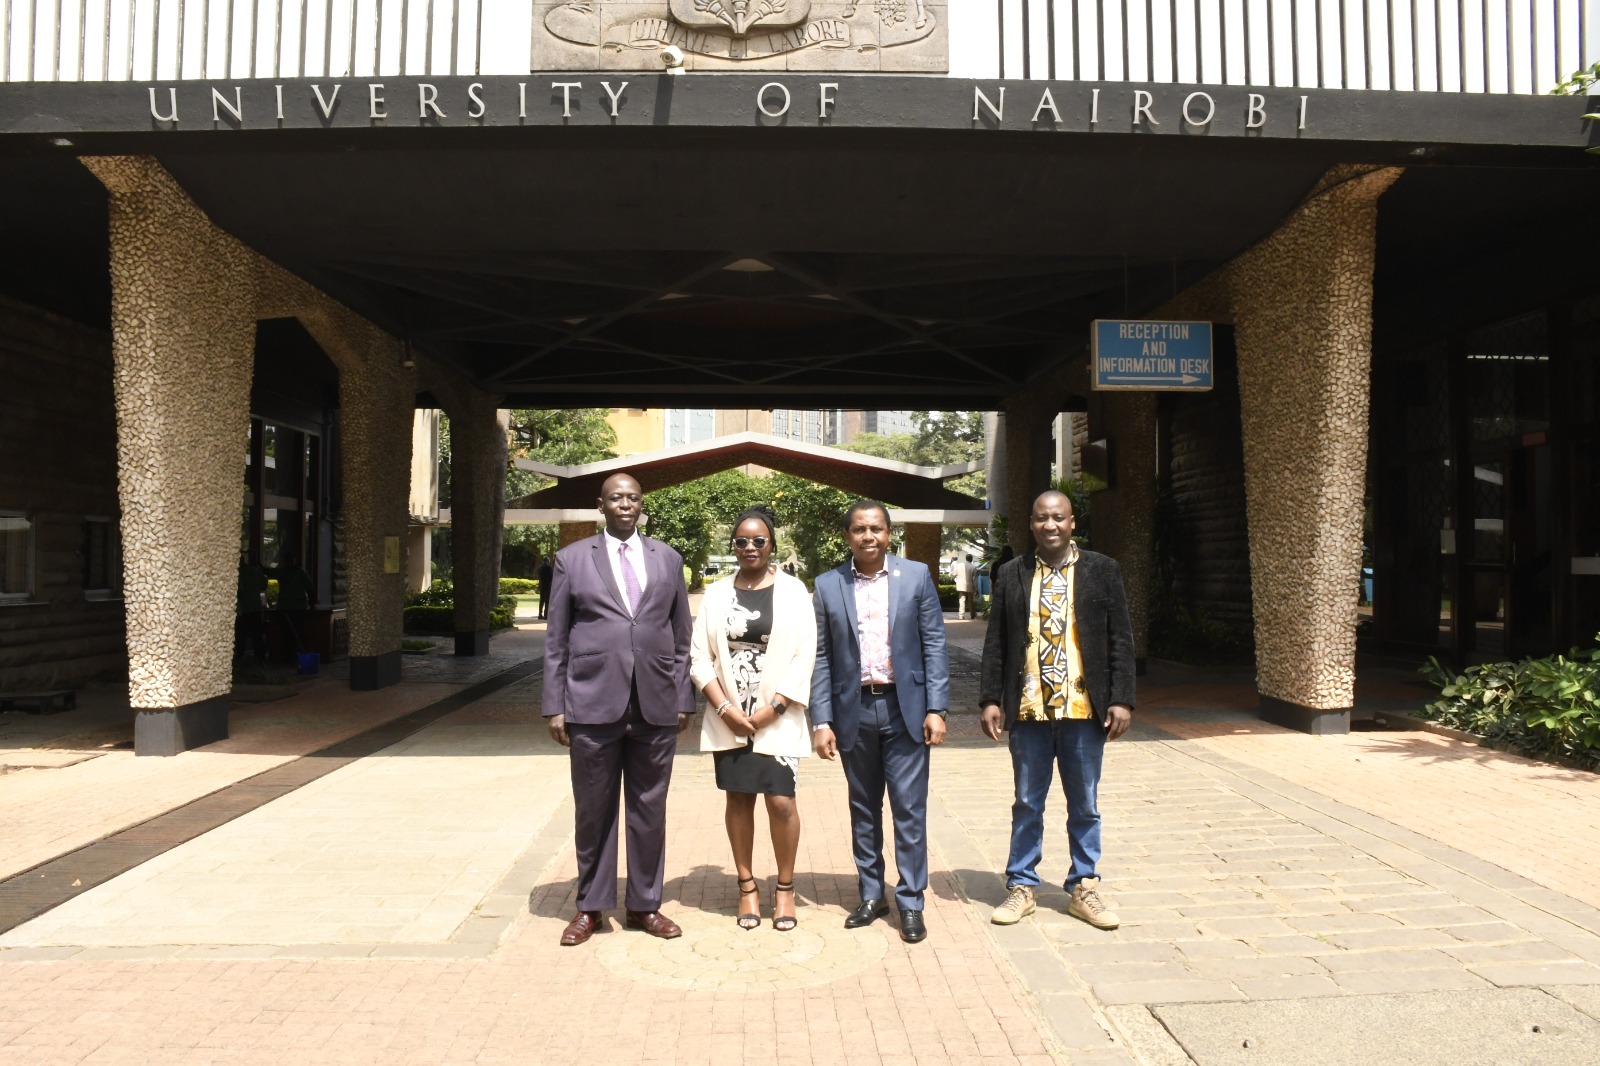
[0,618,1597,1063]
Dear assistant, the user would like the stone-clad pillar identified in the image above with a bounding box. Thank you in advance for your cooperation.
[1002,393,1056,555]
[443,394,506,656]
[1160,165,1402,732]
[559,520,597,548]
[1087,391,1157,666]
[299,316,412,690]
[259,264,415,691]
[1232,168,1400,732]
[900,522,942,577]
[82,157,257,755]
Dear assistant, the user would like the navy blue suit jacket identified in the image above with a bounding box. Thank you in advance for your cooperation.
[809,555,950,751]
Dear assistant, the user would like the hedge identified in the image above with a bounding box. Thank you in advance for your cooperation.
[403,605,514,634]
[500,577,538,595]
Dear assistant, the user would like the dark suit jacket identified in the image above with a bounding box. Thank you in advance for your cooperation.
[810,555,950,750]
[542,533,693,727]
[979,549,1137,731]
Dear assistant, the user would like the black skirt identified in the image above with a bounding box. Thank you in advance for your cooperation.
[713,745,797,797]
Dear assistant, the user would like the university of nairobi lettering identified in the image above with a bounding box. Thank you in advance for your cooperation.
[536,0,946,73]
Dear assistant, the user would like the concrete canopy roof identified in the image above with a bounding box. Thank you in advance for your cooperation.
[510,431,984,511]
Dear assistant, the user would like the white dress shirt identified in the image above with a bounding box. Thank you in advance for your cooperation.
[605,530,649,615]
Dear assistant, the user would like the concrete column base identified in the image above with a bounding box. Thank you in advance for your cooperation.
[134,697,230,756]
[455,630,490,657]
[1260,695,1351,735]
[350,651,403,691]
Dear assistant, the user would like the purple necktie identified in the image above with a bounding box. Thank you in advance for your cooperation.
[618,542,643,615]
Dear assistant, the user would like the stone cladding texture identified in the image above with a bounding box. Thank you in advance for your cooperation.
[559,520,598,549]
[432,386,506,635]
[1088,389,1157,658]
[82,157,258,710]
[900,522,942,575]
[82,156,471,687]
[257,262,419,659]
[1161,165,1402,709]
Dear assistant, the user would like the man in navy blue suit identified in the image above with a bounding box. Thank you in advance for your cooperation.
[810,499,950,944]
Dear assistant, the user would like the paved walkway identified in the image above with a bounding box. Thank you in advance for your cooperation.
[1,618,1598,1063]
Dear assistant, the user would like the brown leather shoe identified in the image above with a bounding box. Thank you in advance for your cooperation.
[560,911,603,946]
[624,910,683,939]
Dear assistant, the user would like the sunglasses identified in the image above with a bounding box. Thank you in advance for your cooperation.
[733,536,770,549]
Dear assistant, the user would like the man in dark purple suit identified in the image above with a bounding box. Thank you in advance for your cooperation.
[543,472,694,946]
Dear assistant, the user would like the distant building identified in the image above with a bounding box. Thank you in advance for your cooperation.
[605,408,915,454]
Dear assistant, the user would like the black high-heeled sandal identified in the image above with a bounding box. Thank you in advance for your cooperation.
[735,876,761,930]
[773,881,797,932]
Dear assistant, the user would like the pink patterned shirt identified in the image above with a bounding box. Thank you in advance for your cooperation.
[853,563,895,685]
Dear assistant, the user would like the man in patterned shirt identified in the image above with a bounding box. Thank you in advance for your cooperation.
[978,489,1136,929]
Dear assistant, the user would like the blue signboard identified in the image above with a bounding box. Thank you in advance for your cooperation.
[1091,320,1214,391]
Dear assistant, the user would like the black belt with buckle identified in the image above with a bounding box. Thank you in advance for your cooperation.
[862,682,895,696]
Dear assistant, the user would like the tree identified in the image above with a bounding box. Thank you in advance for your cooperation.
[642,470,768,586]
[767,474,856,580]
[502,408,617,576]
[843,411,988,553]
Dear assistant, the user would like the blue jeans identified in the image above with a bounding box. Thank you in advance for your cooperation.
[1005,718,1106,891]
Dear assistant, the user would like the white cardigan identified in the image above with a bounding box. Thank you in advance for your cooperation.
[691,570,817,758]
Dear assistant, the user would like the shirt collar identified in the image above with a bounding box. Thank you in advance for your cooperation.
[851,559,889,581]
[1036,544,1080,573]
[605,530,640,551]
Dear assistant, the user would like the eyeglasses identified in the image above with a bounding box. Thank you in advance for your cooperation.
[733,536,770,549]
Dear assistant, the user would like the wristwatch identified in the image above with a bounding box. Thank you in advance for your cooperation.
[771,697,789,715]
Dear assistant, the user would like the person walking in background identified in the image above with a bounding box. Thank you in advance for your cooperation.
[691,506,817,932]
[979,489,1135,931]
[954,553,979,619]
[536,558,553,620]
[810,500,950,944]
[543,472,694,946]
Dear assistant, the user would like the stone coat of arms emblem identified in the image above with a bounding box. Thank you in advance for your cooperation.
[535,0,946,72]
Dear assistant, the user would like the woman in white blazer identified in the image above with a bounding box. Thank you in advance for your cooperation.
[691,506,817,932]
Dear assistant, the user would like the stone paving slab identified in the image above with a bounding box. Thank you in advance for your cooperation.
[0,719,569,952]
[1151,987,1600,1065]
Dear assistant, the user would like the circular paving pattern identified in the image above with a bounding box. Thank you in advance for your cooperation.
[594,906,889,991]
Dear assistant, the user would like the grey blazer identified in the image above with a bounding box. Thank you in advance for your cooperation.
[979,549,1137,731]
[541,533,693,727]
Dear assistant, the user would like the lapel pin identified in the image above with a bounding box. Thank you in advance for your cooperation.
[893,569,900,577]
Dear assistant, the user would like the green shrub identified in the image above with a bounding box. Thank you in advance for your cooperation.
[498,594,518,613]
[1420,634,1600,771]
[406,579,454,608]
[936,583,959,611]
[403,604,515,634]
[499,577,538,595]
[403,605,455,634]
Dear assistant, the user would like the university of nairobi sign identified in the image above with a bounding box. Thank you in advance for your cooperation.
[534,0,948,72]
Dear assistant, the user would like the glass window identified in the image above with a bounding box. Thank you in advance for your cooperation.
[1465,313,1550,443]
[82,517,122,599]
[0,511,34,602]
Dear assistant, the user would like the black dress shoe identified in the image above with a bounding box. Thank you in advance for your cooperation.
[844,899,890,929]
[899,910,927,943]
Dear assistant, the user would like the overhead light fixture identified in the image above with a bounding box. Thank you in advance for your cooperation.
[724,258,775,273]
[401,339,416,370]
[48,137,74,147]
